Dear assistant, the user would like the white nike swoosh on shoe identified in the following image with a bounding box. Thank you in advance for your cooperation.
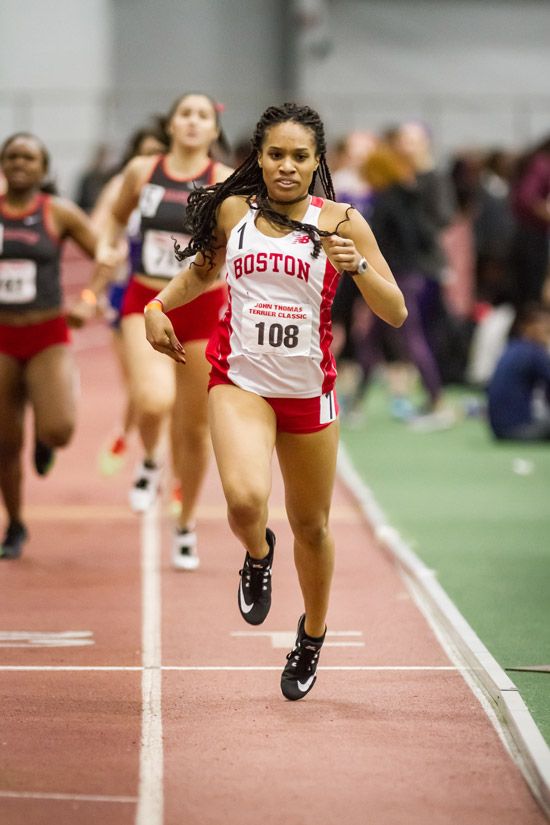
[297,675,315,692]
[239,581,254,614]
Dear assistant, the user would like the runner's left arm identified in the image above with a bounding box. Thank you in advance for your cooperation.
[324,206,408,328]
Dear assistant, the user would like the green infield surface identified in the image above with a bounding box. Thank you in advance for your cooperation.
[340,382,550,746]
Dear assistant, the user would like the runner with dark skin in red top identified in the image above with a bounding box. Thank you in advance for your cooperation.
[0,133,101,559]
[144,103,407,699]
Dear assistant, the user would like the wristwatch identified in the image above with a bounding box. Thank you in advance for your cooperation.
[344,257,368,277]
[355,257,368,275]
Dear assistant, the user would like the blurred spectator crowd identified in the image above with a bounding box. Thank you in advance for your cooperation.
[4,116,548,439]
[327,123,550,436]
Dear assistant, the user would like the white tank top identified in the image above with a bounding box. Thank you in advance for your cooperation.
[207,196,341,398]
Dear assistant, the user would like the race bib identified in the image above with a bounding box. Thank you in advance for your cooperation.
[0,259,37,303]
[143,230,189,278]
[320,390,337,424]
[242,300,312,356]
[139,184,165,217]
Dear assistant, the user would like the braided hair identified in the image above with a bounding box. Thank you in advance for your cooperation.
[175,102,345,264]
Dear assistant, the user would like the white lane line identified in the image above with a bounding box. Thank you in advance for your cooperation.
[0,666,141,671]
[0,790,137,803]
[0,665,463,672]
[230,630,364,635]
[324,643,365,647]
[0,630,94,648]
[230,629,366,649]
[162,666,460,671]
[135,504,163,825]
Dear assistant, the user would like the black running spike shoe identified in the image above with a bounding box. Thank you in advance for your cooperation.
[238,528,275,625]
[281,614,326,701]
[0,521,28,560]
[34,440,55,477]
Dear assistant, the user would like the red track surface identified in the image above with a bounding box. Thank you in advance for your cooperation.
[0,311,547,824]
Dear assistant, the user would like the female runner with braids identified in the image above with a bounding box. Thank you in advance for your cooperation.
[144,102,407,699]
[95,92,232,570]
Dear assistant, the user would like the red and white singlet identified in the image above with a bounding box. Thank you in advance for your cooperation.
[207,196,341,399]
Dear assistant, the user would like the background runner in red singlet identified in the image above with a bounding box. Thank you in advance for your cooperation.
[144,102,407,700]
[95,92,233,570]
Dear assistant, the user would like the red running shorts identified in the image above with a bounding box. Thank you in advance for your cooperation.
[121,278,227,343]
[0,315,70,363]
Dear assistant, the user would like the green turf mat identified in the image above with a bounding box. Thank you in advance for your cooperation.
[340,382,550,745]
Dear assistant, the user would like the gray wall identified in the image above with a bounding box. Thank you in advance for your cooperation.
[1,0,549,194]
[0,0,112,195]
[297,0,550,153]
[0,0,295,195]
[108,0,296,154]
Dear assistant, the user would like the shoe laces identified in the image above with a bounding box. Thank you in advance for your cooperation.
[286,638,320,677]
[239,555,271,600]
[134,460,161,488]
[176,529,196,556]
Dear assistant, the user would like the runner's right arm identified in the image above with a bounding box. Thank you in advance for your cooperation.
[144,196,243,361]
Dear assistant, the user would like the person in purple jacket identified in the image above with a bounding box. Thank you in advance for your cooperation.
[487,303,550,441]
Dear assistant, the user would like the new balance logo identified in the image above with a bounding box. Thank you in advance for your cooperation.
[293,234,310,244]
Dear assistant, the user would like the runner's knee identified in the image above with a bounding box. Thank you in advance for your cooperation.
[37,420,74,448]
[288,516,330,549]
[133,385,174,418]
[226,490,267,530]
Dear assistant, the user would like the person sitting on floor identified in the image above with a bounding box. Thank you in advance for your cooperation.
[487,302,550,441]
